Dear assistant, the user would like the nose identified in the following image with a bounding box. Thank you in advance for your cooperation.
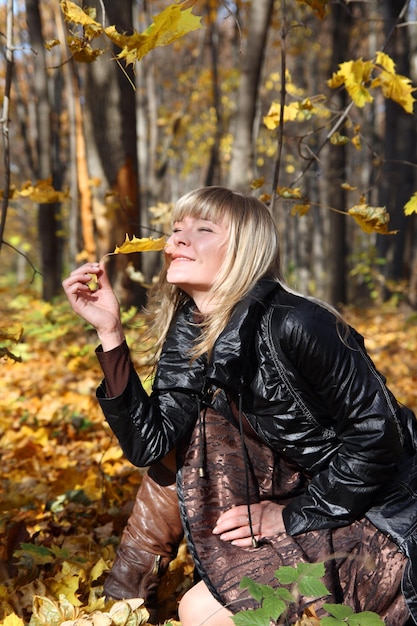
[167,229,190,247]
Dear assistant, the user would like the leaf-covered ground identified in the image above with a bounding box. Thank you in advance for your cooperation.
[1,285,417,625]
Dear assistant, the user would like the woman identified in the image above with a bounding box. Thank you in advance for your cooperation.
[63,186,417,626]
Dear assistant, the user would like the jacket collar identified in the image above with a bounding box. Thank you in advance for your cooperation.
[206,278,280,392]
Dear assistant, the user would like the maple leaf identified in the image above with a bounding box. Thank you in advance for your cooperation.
[328,59,374,107]
[291,203,311,217]
[105,3,203,66]
[348,203,398,235]
[18,178,69,203]
[67,36,104,62]
[60,0,103,39]
[2,615,25,626]
[277,186,302,199]
[113,234,166,254]
[373,70,416,114]
[404,192,417,216]
[296,0,329,19]
[263,101,299,129]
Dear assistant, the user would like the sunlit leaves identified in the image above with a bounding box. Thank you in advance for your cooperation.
[0,179,69,204]
[348,202,398,235]
[404,192,417,216]
[112,235,166,255]
[328,52,416,113]
[30,595,150,626]
[296,0,330,19]
[106,4,203,66]
[60,1,203,66]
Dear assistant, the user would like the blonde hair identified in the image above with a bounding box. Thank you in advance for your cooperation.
[145,186,284,359]
[144,186,348,361]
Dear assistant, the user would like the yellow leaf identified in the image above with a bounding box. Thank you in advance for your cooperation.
[341,182,357,191]
[328,59,374,107]
[296,0,329,19]
[263,101,299,129]
[375,50,396,74]
[60,1,103,39]
[89,558,109,583]
[348,203,398,235]
[113,234,166,254]
[375,70,416,114]
[330,132,349,145]
[276,186,302,199]
[105,3,203,66]
[44,39,60,51]
[291,203,311,216]
[404,192,417,216]
[48,561,84,605]
[294,604,322,625]
[250,177,265,190]
[18,178,68,203]
[67,37,104,62]
[2,614,25,626]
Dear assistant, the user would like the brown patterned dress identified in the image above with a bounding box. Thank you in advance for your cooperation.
[179,408,410,625]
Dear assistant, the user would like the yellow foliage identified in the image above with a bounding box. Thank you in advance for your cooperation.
[250,177,265,190]
[277,186,302,199]
[264,101,306,129]
[296,0,330,19]
[291,203,311,217]
[294,605,322,625]
[67,37,104,63]
[105,4,203,66]
[1,615,25,626]
[328,52,416,113]
[404,192,417,216]
[18,178,69,204]
[60,1,103,39]
[373,70,416,114]
[348,202,398,235]
[30,595,150,626]
[113,234,166,254]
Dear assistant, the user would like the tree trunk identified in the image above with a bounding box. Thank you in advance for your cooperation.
[376,0,417,297]
[325,2,352,306]
[84,0,143,306]
[228,0,274,192]
[25,0,63,301]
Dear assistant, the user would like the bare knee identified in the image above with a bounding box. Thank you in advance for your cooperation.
[178,580,234,626]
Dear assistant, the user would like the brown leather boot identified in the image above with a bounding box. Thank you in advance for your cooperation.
[104,461,184,622]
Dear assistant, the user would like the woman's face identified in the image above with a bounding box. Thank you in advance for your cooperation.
[164,215,229,312]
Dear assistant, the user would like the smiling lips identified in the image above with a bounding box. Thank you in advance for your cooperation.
[170,254,194,262]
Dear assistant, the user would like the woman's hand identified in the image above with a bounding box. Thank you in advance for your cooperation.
[62,262,125,351]
[212,501,286,547]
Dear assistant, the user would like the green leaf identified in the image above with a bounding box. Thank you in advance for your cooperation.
[232,608,272,626]
[347,612,385,625]
[298,576,329,598]
[297,561,326,579]
[276,587,296,603]
[262,597,287,620]
[323,604,355,619]
[275,565,298,585]
[321,618,346,626]
[239,577,269,602]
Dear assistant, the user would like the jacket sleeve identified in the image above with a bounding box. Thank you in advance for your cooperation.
[96,364,201,467]
[274,305,407,536]
[96,303,207,467]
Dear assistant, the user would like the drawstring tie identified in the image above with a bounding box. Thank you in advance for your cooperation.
[238,382,259,548]
[197,395,207,478]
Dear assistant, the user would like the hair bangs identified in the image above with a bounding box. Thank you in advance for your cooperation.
[171,187,236,226]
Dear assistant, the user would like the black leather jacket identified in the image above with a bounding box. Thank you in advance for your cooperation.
[97,279,417,620]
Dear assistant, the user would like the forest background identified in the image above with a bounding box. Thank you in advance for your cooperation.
[1,0,417,625]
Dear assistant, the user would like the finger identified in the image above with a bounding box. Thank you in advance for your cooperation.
[214,505,248,527]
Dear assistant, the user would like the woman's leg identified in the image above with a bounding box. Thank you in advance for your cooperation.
[178,580,235,626]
